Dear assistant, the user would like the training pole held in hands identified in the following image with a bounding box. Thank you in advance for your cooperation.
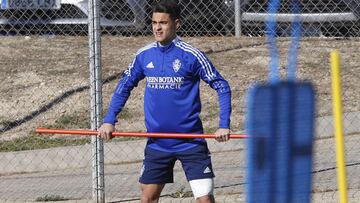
[36,128,247,139]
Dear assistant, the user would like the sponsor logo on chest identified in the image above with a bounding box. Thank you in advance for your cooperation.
[146,76,185,90]
[145,59,185,90]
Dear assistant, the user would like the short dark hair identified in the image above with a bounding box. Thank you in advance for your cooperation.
[152,0,181,20]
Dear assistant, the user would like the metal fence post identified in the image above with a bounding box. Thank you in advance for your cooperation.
[88,0,105,201]
[235,0,242,37]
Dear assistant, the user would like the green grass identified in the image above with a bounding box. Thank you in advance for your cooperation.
[45,112,91,130]
[0,133,144,152]
[0,112,92,152]
[0,135,91,152]
[0,110,145,152]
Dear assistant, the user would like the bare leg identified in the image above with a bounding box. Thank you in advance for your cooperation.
[196,194,215,203]
[140,183,165,203]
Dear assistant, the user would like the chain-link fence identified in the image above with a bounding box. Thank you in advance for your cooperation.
[0,0,360,37]
[234,0,360,37]
[1,0,360,202]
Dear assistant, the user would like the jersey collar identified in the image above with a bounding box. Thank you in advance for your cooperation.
[157,36,181,52]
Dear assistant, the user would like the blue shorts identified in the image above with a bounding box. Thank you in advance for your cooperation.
[139,143,215,184]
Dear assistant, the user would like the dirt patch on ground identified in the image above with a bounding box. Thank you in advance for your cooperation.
[1,35,360,140]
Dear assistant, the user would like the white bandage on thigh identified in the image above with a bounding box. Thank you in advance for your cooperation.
[189,178,214,199]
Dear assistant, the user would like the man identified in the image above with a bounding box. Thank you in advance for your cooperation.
[98,1,231,202]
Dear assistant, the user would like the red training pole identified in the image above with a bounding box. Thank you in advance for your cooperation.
[36,128,247,139]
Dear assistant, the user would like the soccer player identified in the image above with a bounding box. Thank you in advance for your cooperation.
[98,0,232,202]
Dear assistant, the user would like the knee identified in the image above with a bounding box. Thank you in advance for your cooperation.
[140,193,160,203]
[140,183,164,203]
[196,194,215,203]
[189,178,214,200]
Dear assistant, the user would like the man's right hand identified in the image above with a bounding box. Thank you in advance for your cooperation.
[97,123,115,140]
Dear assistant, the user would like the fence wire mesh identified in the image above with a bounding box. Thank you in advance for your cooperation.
[0,0,360,37]
[0,0,360,202]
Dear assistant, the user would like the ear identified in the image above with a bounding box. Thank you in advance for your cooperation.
[175,19,181,30]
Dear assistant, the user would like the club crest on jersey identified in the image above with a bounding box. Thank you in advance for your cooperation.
[172,59,181,73]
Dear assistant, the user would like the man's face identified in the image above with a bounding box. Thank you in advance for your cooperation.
[152,12,179,45]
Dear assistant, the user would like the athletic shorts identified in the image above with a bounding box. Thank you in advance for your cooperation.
[139,143,215,184]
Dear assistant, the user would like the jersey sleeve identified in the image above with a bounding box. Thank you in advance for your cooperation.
[103,55,145,125]
[193,52,232,129]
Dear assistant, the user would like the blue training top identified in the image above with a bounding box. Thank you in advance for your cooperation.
[103,37,231,152]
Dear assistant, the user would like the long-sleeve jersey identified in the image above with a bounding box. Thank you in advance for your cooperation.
[103,37,231,152]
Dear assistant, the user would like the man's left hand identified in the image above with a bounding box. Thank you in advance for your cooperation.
[215,128,230,142]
